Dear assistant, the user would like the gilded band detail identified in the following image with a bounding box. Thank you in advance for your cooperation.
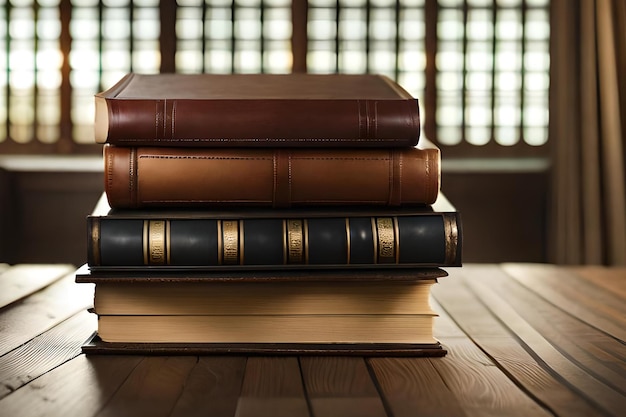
[222,220,239,265]
[287,219,303,264]
[148,220,167,265]
[143,220,149,265]
[376,217,395,263]
[371,218,378,263]
[443,214,459,265]
[166,220,171,265]
[239,221,245,265]
[393,216,400,264]
[91,218,101,266]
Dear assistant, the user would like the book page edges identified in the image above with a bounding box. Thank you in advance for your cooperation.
[94,96,109,143]
[97,315,437,344]
[94,73,137,143]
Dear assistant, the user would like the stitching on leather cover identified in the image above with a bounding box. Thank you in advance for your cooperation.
[106,148,114,198]
[373,100,378,139]
[138,156,401,161]
[276,150,291,208]
[365,100,371,139]
[129,147,136,207]
[155,100,160,140]
[171,100,176,139]
[288,153,292,205]
[396,150,403,205]
[388,150,393,205]
[272,152,278,205]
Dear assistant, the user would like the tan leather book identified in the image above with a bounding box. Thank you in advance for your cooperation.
[104,139,440,209]
[95,73,420,147]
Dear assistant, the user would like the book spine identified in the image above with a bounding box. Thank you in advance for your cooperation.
[87,213,461,268]
[98,99,420,147]
[103,145,440,209]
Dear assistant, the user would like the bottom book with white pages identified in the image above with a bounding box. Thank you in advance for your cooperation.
[77,266,448,356]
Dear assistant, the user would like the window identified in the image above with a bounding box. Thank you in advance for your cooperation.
[175,0,292,74]
[0,0,550,157]
[70,0,161,144]
[432,0,550,156]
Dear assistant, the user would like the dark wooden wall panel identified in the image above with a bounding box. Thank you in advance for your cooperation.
[4,171,102,266]
[442,170,549,263]
[0,168,15,262]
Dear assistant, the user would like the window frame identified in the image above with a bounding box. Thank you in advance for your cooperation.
[0,0,549,159]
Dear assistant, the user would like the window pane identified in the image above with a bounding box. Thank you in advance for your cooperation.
[434,0,550,148]
[176,0,291,74]
[307,0,426,120]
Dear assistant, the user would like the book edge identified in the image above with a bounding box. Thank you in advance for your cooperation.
[81,332,447,356]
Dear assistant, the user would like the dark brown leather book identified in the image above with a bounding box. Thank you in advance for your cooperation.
[104,139,440,209]
[95,73,420,147]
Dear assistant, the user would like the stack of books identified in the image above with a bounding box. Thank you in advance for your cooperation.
[76,73,462,356]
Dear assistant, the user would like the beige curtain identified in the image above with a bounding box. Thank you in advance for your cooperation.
[550,0,626,265]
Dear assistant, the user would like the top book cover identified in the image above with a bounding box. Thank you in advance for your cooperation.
[95,73,421,147]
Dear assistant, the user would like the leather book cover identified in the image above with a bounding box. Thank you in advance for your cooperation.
[95,73,420,147]
[75,263,449,283]
[85,194,462,271]
[82,334,447,357]
[104,139,440,209]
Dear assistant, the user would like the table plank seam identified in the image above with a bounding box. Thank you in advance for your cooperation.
[364,358,394,417]
[296,357,318,417]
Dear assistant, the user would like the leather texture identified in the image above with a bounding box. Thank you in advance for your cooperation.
[104,141,440,209]
[82,335,447,356]
[88,213,461,268]
[95,73,420,146]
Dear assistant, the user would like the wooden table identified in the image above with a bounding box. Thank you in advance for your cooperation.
[0,263,624,417]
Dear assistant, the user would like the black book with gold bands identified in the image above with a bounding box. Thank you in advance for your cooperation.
[86,193,462,271]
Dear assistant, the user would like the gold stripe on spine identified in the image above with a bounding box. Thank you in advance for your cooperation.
[304,219,309,264]
[443,214,459,265]
[376,217,395,263]
[143,220,149,265]
[217,221,223,265]
[239,220,245,265]
[91,218,101,266]
[345,218,351,265]
[166,220,171,265]
[148,220,167,265]
[287,219,303,264]
[222,220,239,265]
[371,217,378,264]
